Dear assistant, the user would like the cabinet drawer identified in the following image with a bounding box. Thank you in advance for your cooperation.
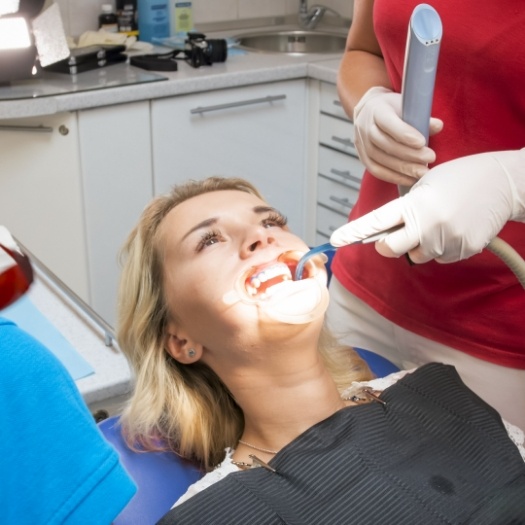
[317,173,359,215]
[320,82,350,121]
[316,204,348,239]
[318,145,364,191]
[319,113,358,156]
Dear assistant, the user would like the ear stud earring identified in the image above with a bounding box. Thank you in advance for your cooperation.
[188,348,196,358]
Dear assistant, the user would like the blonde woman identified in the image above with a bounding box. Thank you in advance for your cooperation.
[117,177,525,524]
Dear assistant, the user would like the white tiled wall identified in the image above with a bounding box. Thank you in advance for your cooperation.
[54,0,353,39]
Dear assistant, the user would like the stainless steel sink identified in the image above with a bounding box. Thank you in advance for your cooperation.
[233,30,347,54]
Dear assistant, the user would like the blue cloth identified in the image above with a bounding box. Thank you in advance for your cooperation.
[0,317,136,524]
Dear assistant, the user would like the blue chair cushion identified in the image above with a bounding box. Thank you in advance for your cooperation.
[98,416,203,525]
[354,348,400,378]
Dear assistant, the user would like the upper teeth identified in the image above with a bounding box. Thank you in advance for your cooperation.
[246,263,292,297]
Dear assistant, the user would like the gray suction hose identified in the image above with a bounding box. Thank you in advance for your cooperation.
[486,237,525,289]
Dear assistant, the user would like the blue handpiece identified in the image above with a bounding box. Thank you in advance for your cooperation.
[400,4,442,195]
[294,226,403,281]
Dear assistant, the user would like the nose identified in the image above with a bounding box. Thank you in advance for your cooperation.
[240,226,276,258]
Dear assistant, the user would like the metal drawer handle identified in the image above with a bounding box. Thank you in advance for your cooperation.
[315,224,342,239]
[331,135,354,148]
[329,195,353,208]
[0,124,53,133]
[330,168,361,185]
[191,95,286,114]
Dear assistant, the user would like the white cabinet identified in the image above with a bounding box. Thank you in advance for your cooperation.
[0,113,90,301]
[315,82,365,245]
[78,101,153,327]
[151,80,308,239]
[0,103,153,328]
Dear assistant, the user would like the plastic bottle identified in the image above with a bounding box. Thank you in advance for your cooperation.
[170,1,193,36]
[99,4,119,33]
[137,0,170,43]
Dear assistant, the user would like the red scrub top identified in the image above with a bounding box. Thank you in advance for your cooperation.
[332,0,525,367]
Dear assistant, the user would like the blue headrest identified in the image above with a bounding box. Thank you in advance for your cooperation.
[98,416,203,525]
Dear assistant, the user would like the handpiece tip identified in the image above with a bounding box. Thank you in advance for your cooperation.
[294,243,333,281]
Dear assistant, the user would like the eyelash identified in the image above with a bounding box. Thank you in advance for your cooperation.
[195,212,288,253]
[196,229,223,252]
[262,212,288,229]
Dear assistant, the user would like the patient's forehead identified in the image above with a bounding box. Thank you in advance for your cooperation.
[177,190,264,215]
[161,190,266,239]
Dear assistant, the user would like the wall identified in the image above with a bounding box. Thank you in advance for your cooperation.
[54,0,353,39]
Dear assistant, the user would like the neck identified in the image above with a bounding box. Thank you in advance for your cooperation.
[228,349,346,454]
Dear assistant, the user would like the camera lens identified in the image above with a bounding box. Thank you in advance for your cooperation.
[206,39,228,63]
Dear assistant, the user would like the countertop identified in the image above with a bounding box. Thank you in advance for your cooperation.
[28,266,132,407]
[0,27,344,119]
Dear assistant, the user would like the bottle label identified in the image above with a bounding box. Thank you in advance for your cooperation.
[138,0,170,42]
[173,1,193,33]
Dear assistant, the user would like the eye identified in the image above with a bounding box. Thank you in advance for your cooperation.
[262,212,288,229]
[196,229,223,252]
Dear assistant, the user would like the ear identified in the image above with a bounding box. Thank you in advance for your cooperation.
[165,321,203,364]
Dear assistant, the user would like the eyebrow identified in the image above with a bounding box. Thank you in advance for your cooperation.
[181,205,279,241]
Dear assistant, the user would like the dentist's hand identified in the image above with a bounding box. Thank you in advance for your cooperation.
[353,87,443,187]
[331,150,525,263]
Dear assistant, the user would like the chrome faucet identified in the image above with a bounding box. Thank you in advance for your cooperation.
[298,0,341,30]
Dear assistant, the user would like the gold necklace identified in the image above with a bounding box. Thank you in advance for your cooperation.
[238,439,278,455]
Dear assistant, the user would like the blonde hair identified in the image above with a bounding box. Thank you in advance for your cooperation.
[117,177,372,471]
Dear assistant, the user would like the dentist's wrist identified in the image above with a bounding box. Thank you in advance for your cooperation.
[353,86,393,122]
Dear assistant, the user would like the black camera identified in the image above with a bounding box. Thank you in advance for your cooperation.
[184,32,227,68]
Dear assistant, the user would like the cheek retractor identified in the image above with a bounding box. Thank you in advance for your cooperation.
[222,253,330,324]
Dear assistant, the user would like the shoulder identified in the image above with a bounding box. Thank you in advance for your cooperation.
[0,317,137,522]
[342,368,412,399]
[0,317,71,378]
[173,448,240,508]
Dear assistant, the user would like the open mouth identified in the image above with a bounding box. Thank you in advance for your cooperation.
[222,250,329,324]
[244,251,311,299]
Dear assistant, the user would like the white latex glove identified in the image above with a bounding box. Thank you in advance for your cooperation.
[330,150,525,263]
[353,87,444,186]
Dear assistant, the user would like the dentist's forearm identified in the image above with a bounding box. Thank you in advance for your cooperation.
[336,0,391,118]
[337,51,391,117]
